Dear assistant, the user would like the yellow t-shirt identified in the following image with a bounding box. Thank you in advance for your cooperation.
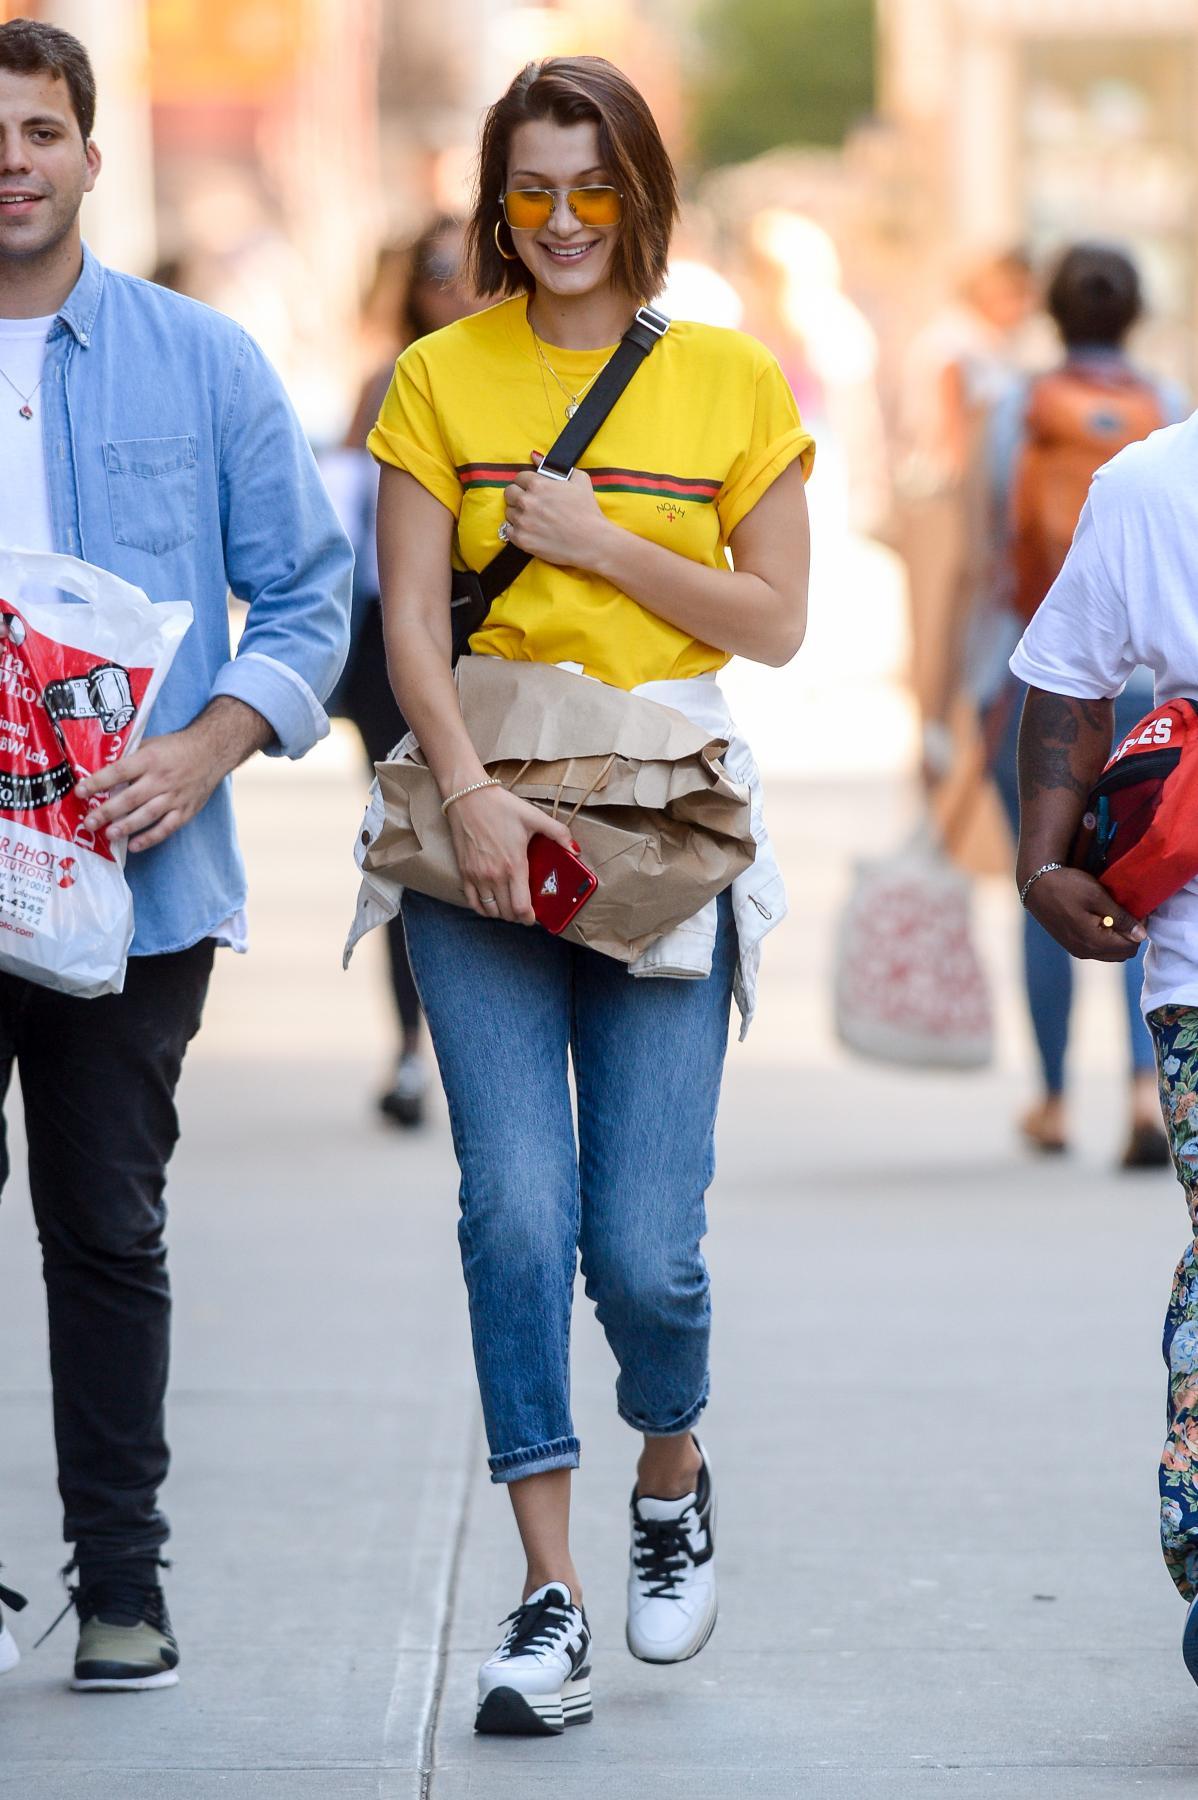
[367,295,814,689]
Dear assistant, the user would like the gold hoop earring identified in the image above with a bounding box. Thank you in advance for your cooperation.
[494,217,518,262]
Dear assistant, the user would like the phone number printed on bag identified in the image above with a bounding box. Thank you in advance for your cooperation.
[0,834,68,935]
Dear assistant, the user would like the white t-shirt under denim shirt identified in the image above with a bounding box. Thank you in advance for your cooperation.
[0,314,58,603]
[1010,410,1198,1014]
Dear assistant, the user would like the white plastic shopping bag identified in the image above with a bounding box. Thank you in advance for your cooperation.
[833,823,994,1070]
[0,548,192,997]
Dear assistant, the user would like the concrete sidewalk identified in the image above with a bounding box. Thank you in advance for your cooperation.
[2,740,1196,1797]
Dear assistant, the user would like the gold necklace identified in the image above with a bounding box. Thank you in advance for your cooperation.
[532,348,560,439]
[529,323,611,420]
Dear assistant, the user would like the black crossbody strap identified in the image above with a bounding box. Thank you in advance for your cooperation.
[473,304,669,607]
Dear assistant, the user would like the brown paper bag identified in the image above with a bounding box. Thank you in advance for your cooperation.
[364,659,756,963]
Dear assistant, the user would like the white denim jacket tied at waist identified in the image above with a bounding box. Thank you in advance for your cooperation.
[626,673,785,1038]
[345,666,787,1040]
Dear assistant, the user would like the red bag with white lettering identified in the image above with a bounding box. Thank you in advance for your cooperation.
[0,548,191,997]
[1071,697,1198,920]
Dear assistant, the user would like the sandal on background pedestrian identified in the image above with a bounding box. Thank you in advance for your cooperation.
[1119,1071,1171,1169]
[1019,1096,1068,1156]
[1019,1089,1172,1168]
[1120,1121,1172,1170]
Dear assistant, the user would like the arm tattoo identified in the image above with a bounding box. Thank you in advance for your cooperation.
[1015,687,1114,871]
[1021,692,1109,798]
[1025,742,1087,797]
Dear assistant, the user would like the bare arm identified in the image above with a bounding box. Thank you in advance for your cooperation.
[501,455,810,667]
[376,466,479,798]
[375,467,573,926]
[1015,686,1146,961]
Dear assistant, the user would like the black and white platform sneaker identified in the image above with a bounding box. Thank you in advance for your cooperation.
[475,1581,592,1736]
[626,1438,717,1663]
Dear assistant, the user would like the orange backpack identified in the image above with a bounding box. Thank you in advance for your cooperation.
[1010,366,1164,622]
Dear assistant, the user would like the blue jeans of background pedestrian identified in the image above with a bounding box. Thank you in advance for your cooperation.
[400,889,737,1483]
[990,679,1155,1094]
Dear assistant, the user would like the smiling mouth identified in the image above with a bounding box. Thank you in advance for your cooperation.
[540,241,600,262]
[0,194,43,208]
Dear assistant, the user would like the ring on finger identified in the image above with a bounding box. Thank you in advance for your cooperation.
[481,893,499,908]
[497,521,509,542]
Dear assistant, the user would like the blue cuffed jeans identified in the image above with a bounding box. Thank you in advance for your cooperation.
[400,888,737,1483]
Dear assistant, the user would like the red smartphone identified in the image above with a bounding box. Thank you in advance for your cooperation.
[528,833,598,934]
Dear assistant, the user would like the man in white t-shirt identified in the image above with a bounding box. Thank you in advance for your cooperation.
[1011,411,1198,1684]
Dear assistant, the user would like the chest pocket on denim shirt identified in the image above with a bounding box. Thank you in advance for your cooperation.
[104,435,197,555]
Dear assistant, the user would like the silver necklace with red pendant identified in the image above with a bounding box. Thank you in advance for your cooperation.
[0,365,42,419]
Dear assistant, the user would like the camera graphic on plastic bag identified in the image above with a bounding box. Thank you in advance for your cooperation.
[45,662,137,736]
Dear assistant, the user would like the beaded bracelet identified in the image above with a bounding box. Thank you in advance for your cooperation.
[441,777,503,817]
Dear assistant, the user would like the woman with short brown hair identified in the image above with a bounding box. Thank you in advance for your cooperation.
[368,55,813,1736]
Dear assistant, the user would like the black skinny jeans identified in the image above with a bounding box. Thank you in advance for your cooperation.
[0,941,214,1566]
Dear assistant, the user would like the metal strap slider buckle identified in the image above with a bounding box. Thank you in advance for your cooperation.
[634,305,670,337]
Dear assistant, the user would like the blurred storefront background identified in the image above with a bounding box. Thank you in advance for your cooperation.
[5,0,1198,773]
[884,0,1197,389]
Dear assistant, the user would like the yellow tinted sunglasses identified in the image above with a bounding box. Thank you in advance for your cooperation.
[501,185,624,231]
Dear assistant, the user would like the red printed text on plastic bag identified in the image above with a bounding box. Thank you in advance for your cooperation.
[0,605,151,863]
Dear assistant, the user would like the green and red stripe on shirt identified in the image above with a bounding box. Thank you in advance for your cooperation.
[456,463,721,503]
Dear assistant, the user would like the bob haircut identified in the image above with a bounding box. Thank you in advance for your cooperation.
[467,56,678,305]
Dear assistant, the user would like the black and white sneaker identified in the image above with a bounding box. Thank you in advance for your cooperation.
[475,1581,592,1736]
[0,1571,26,1675]
[626,1438,717,1663]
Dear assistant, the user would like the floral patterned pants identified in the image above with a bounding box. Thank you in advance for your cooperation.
[1148,1006,1198,1598]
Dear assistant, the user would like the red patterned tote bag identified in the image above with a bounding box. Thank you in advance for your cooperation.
[833,825,994,1070]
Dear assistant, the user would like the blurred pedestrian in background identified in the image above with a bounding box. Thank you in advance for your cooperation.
[896,248,1036,773]
[982,244,1185,1165]
[321,218,480,1127]
[744,209,889,543]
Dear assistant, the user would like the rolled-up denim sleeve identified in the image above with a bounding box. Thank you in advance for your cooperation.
[214,330,353,758]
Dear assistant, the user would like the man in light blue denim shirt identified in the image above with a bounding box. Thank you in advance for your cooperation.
[0,20,351,1692]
